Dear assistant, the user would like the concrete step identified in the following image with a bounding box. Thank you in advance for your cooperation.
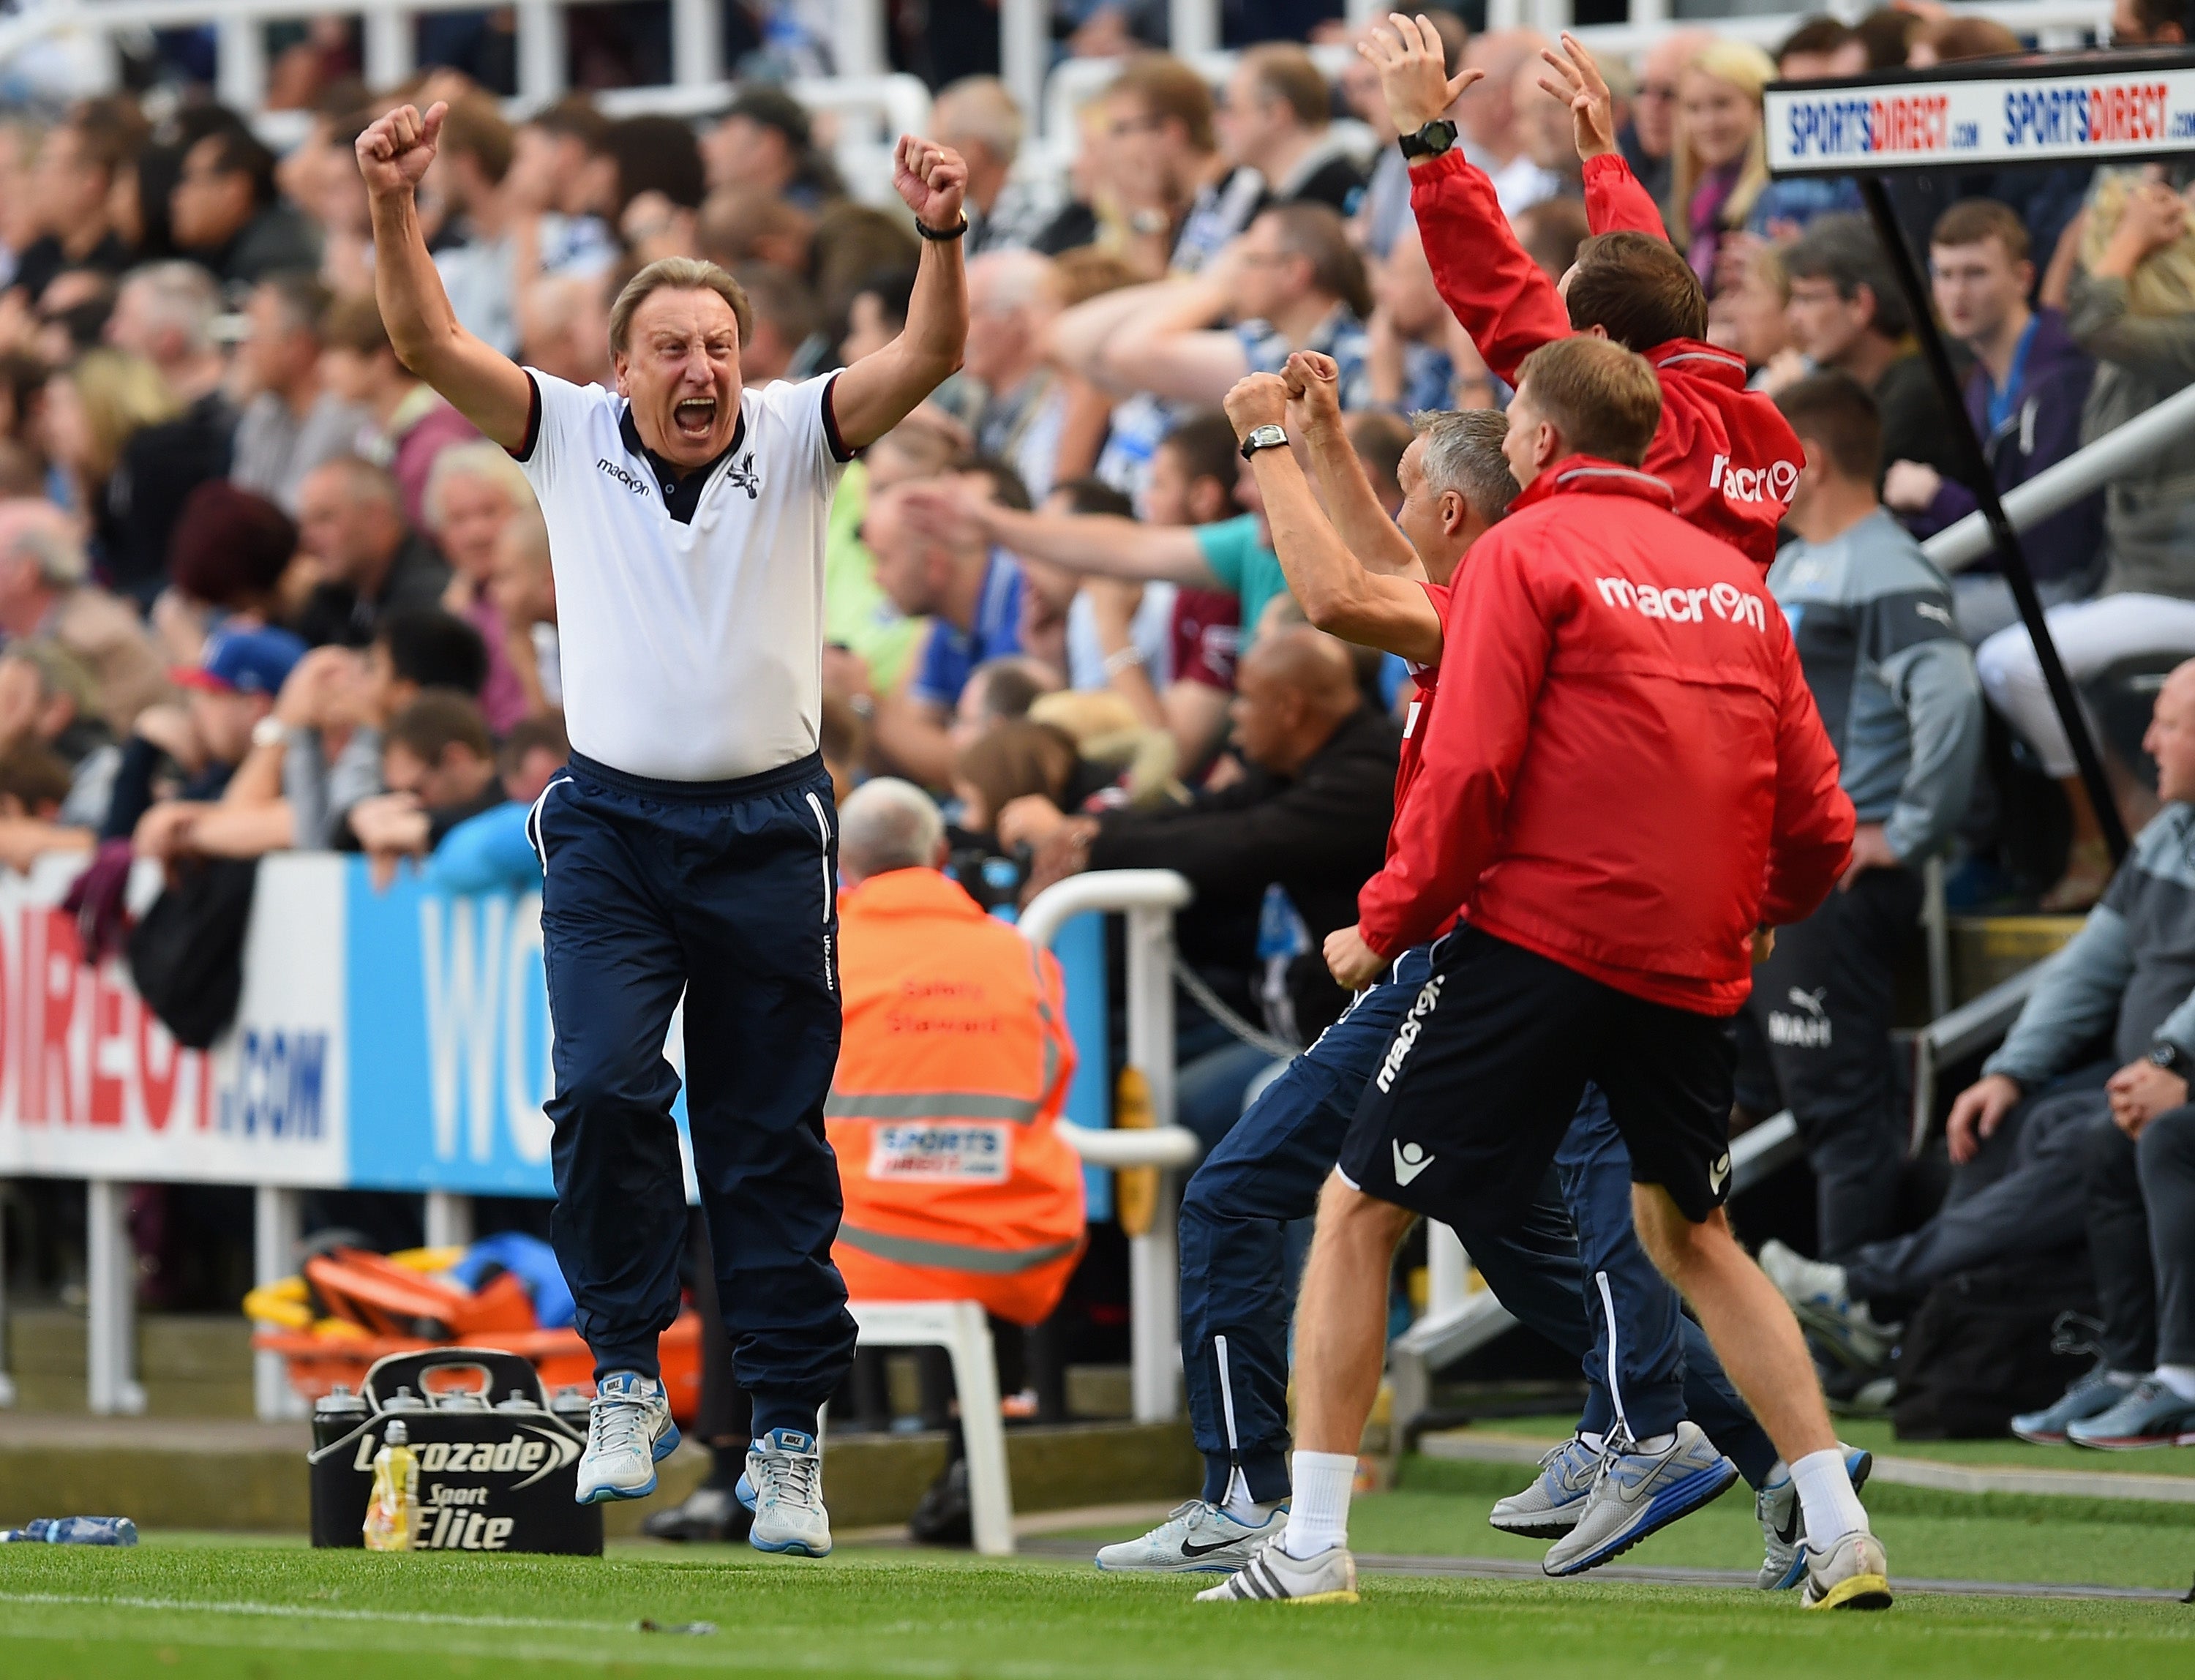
[0,1409,1201,1536]
[1947,914,2086,1006]
[6,1310,255,1418]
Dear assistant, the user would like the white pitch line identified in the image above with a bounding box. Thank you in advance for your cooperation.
[0,1590,631,1632]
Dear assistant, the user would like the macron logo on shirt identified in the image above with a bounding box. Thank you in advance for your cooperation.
[597,459,651,497]
[1594,575,1769,631]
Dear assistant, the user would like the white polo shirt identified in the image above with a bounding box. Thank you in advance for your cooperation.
[514,370,853,781]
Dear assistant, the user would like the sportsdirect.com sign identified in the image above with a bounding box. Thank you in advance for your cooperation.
[1767,59,2195,175]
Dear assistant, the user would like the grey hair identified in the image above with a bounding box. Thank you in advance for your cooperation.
[609,257,753,354]
[4,525,89,588]
[1411,408,1518,525]
[121,260,222,356]
[932,75,1024,164]
[838,777,945,881]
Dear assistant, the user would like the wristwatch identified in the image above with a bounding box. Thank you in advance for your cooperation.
[2149,1041,2193,1076]
[251,716,291,752]
[1239,422,1288,460]
[1398,118,1460,161]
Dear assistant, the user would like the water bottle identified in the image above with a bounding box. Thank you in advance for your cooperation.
[361,1420,420,1553]
[313,1385,369,1451]
[0,1516,138,1545]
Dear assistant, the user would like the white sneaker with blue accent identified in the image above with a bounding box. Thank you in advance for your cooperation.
[1759,1240,1902,1370]
[738,1428,833,1556]
[1095,1499,1288,1573]
[574,1371,680,1504]
[1488,1436,1602,1538]
[1755,1442,1875,1590]
[1540,1422,1738,1577]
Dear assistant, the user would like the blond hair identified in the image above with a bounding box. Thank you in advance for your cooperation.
[2083,170,2195,318]
[65,350,180,485]
[1670,40,1776,244]
[608,257,753,355]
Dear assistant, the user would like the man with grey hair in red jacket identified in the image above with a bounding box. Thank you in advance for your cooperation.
[1201,330,1881,1613]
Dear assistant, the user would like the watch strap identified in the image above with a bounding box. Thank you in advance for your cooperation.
[1398,119,1459,160]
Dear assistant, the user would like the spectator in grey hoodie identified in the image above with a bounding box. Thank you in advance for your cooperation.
[1746,373,1984,1266]
[1760,659,2195,1428]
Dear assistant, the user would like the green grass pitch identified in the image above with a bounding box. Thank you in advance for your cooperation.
[1,1518,2190,1680]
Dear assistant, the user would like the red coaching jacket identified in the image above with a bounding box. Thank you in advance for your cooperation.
[1409,149,1803,571]
[1355,460,1854,1016]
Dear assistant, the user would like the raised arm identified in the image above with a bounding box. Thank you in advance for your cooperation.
[830,138,972,449]
[1225,372,1441,664]
[900,479,1217,587]
[1096,265,1253,406]
[358,104,533,450]
[1283,350,1422,577]
[1538,34,1670,239]
[1362,18,1567,386]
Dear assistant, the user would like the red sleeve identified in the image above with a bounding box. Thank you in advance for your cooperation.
[1410,150,1572,387]
[1582,153,1671,240]
[1758,620,1856,928]
[1357,536,1550,955]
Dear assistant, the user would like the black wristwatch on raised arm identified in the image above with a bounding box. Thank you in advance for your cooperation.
[1398,119,1459,161]
[2149,1040,2194,1078]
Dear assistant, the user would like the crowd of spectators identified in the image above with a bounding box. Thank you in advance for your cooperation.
[3,0,2195,1442]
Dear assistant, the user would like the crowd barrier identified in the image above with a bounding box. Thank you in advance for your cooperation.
[0,850,1130,1417]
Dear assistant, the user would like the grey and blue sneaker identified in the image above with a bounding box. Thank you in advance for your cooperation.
[1541,1422,1738,1577]
[2013,1368,2137,1444]
[1755,1442,1875,1591]
[737,1428,833,1556]
[1488,1436,1602,1538]
[1095,1499,1288,1573]
[1760,1240,1902,1371]
[574,1370,680,1504]
[2065,1379,2195,1450]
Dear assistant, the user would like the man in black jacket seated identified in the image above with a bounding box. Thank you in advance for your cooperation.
[1005,622,1399,1149]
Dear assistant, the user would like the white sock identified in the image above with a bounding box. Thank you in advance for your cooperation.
[1631,1431,1676,1455]
[2106,1369,2144,1387]
[2155,1365,2195,1401]
[1280,1451,1356,1559]
[1578,1430,1607,1453]
[1790,1447,1869,1548]
[1219,1466,1258,1520]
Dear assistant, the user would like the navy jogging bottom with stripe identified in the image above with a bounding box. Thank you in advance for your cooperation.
[533,749,857,1436]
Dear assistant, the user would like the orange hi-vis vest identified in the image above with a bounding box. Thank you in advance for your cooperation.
[826,867,1086,1326]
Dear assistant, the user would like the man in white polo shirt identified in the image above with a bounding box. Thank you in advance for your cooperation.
[357,99,971,1558]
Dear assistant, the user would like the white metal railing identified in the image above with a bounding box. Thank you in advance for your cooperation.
[1018,867,1196,1424]
[1925,378,2195,574]
[1385,1108,1808,1439]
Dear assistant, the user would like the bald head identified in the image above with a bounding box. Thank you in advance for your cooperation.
[1231,624,1364,776]
[1635,28,1716,157]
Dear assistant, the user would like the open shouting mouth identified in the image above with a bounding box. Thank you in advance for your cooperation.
[673,395,718,440]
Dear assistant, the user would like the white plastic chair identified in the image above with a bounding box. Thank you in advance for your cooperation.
[847,1300,1014,1555]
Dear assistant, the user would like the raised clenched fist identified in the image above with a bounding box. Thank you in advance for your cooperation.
[356,101,447,204]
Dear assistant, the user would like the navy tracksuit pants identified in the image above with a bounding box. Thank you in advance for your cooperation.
[534,750,858,1438]
[1179,943,1777,1504]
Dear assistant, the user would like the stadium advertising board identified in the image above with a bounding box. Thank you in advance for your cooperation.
[0,855,1115,1197]
[1766,50,2195,176]
[0,853,348,1185]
